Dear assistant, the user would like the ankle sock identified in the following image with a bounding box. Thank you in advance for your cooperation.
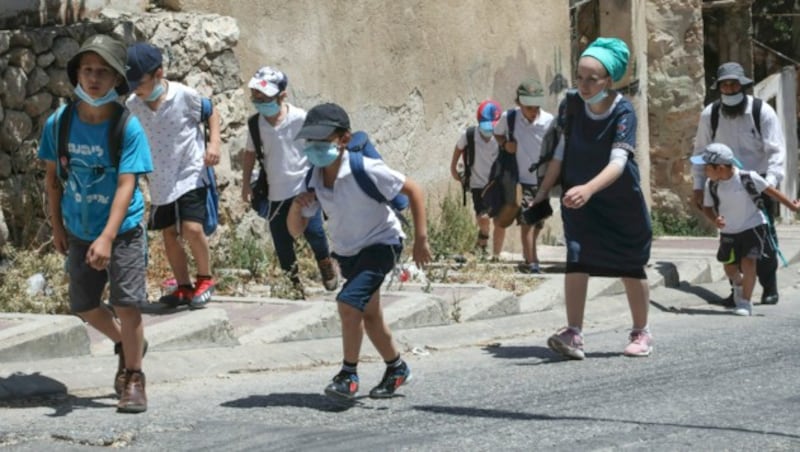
[341,360,358,375]
[385,355,403,369]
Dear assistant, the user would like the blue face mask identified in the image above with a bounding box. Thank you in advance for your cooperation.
[253,100,280,117]
[304,141,340,167]
[582,89,608,105]
[721,92,744,107]
[75,84,119,107]
[146,80,165,102]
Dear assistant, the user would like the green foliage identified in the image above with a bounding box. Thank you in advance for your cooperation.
[651,209,713,237]
[212,227,272,281]
[426,187,477,259]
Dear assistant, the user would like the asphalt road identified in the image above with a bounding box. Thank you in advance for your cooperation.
[1,291,799,451]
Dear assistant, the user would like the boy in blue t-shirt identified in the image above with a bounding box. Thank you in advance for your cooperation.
[287,103,432,401]
[37,35,153,413]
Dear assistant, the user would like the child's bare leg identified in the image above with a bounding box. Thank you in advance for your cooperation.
[476,214,490,249]
[739,257,757,301]
[115,306,144,370]
[78,306,122,343]
[622,277,650,330]
[723,263,743,286]
[530,225,542,263]
[182,221,211,276]
[362,292,400,361]
[492,222,505,257]
[337,302,365,363]
[520,224,534,263]
[162,226,191,285]
[564,272,589,328]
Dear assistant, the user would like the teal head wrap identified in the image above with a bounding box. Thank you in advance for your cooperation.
[581,37,630,82]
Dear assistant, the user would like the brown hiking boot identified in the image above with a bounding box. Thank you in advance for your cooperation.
[114,340,148,396]
[117,370,147,413]
[318,257,339,291]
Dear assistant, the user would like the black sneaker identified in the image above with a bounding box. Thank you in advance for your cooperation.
[369,362,412,399]
[761,293,779,305]
[324,372,359,400]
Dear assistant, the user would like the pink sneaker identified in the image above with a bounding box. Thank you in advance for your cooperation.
[623,330,653,357]
[547,327,585,360]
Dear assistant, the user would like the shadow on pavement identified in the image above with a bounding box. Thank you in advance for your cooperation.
[220,392,374,413]
[482,345,619,363]
[1,372,114,416]
[412,404,800,440]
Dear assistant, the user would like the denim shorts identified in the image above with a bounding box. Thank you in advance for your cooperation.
[333,243,402,311]
[67,224,147,313]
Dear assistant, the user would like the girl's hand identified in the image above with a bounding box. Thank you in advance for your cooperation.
[562,185,593,209]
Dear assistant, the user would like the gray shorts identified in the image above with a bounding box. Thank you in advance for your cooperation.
[67,224,147,313]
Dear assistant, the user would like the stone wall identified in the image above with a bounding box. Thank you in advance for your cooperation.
[646,0,706,215]
[0,11,243,247]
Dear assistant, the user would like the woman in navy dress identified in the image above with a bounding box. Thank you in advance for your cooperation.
[533,37,653,360]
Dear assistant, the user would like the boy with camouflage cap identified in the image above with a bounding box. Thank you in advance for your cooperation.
[38,34,153,413]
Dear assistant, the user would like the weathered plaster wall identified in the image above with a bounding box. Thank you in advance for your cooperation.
[166,0,571,191]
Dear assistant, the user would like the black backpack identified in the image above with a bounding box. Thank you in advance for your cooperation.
[56,101,130,180]
[247,113,270,217]
[710,97,762,141]
[708,171,763,215]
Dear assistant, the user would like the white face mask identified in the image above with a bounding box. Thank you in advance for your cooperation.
[721,92,744,107]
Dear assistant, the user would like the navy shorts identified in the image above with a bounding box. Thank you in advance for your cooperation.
[518,184,546,228]
[470,188,490,216]
[717,225,768,265]
[149,186,207,231]
[333,243,402,311]
[67,224,147,313]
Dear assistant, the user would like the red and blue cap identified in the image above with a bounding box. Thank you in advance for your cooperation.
[477,100,501,134]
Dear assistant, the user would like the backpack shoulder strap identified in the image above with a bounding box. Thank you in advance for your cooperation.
[56,102,75,180]
[108,103,130,169]
[739,171,764,209]
[348,151,388,204]
[751,97,763,137]
[710,100,721,141]
[506,109,516,142]
[248,114,264,161]
[304,166,315,192]
[709,180,720,214]
[465,126,476,169]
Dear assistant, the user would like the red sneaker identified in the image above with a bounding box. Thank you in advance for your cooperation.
[190,276,215,308]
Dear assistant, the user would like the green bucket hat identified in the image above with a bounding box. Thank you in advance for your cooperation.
[516,77,545,106]
[66,34,130,95]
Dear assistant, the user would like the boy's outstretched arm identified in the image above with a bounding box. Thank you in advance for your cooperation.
[287,192,315,239]
[763,186,800,212]
[400,178,432,268]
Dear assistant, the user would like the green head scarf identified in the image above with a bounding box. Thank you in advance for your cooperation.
[581,37,630,82]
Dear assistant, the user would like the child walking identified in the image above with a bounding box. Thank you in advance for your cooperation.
[125,42,221,308]
[450,100,505,259]
[38,35,153,412]
[692,143,800,316]
[287,103,432,400]
[493,78,556,273]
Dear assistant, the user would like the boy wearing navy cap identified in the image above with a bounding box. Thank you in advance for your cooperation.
[287,103,431,401]
[125,42,221,309]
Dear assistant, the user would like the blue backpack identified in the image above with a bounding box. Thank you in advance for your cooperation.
[306,131,409,223]
[200,98,218,236]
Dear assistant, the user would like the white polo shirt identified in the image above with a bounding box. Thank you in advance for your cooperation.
[302,151,405,256]
[244,103,309,201]
[702,169,768,234]
[456,128,499,189]
[494,108,555,185]
[127,81,205,206]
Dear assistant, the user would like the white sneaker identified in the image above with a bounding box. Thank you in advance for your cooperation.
[733,300,752,316]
